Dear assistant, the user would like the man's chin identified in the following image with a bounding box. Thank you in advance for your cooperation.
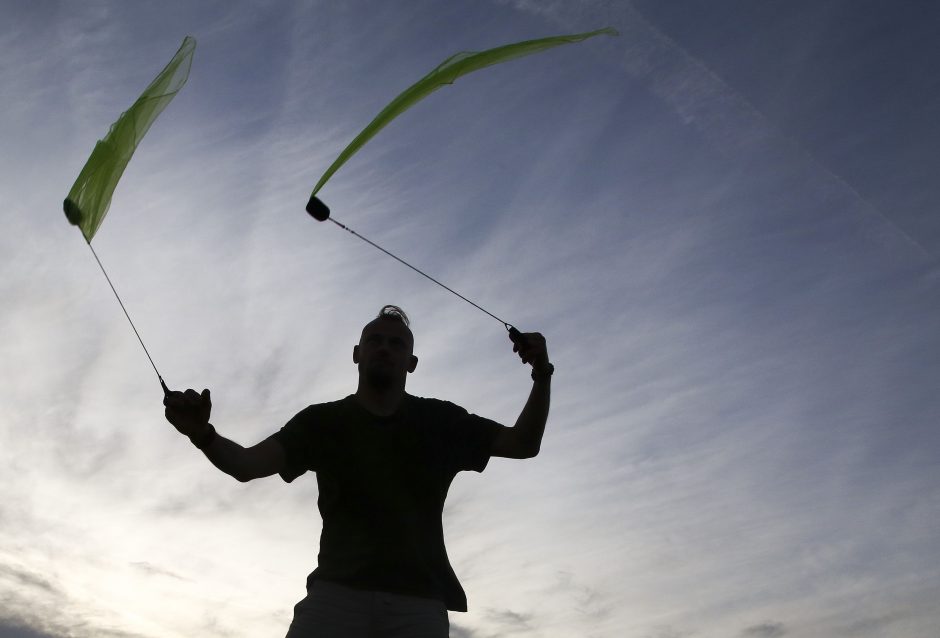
[365,369,396,389]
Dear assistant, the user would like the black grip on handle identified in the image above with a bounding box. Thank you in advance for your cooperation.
[160,376,170,398]
[306,195,330,221]
[508,325,527,347]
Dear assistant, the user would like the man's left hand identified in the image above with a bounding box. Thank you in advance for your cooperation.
[511,331,549,370]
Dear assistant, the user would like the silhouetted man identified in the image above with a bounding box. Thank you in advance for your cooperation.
[164,305,552,637]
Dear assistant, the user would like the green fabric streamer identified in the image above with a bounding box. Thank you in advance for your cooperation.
[310,27,618,197]
[64,36,196,243]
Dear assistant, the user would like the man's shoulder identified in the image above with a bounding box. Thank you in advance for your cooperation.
[290,396,356,423]
[407,393,458,408]
[406,394,468,419]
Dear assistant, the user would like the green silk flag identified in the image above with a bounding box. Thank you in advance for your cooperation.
[64,36,196,243]
[310,27,618,197]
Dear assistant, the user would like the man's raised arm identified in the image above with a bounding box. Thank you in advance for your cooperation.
[490,332,553,459]
[164,388,285,482]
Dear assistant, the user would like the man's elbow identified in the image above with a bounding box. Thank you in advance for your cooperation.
[521,443,541,459]
[231,438,284,482]
[492,428,542,459]
[231,466,258,483]
[208,457,256,482]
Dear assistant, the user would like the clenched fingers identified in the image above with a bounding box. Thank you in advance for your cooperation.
[510,331,547,365]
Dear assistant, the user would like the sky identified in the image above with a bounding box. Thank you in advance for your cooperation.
[1,1,938,637]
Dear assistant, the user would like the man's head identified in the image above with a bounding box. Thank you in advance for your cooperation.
[353,305,418,389]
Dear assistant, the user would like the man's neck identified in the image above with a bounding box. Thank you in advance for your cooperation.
[354,383,407,417]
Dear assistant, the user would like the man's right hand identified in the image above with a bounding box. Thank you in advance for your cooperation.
[164,388,212,438]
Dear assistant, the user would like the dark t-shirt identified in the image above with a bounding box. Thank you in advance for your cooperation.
[271,393,505,612]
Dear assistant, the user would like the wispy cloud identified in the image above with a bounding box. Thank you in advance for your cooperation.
[743,622,787,638]
[0,620,63,638]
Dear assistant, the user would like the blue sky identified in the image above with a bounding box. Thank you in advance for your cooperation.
[1,1,938,637]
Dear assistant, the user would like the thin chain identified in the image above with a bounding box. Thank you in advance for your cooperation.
[87,242,168,393]
[329,217,513,332]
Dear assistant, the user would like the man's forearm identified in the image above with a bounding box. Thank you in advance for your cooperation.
[188,426,254,482]
[512,377,551,455]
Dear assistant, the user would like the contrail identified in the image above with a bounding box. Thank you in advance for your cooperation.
[503,0,932,261]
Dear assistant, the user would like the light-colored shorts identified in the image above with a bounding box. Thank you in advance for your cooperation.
[284,579,450,638]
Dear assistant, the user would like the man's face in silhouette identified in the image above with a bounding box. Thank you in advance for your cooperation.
[353,318,418,388]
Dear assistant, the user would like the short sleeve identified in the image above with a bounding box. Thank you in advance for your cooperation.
[442,404,505,473]
[270,405,323,483]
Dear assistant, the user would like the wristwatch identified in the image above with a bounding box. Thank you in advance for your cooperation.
[531,362,554,381]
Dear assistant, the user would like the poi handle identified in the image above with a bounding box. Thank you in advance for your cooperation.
[306,195,330,221]
[507,325,528,348]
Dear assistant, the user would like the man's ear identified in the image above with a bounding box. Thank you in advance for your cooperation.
[353,345,360,364]
[408,355,418,373]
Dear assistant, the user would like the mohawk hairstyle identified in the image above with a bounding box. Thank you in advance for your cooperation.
[377,304,410,327]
